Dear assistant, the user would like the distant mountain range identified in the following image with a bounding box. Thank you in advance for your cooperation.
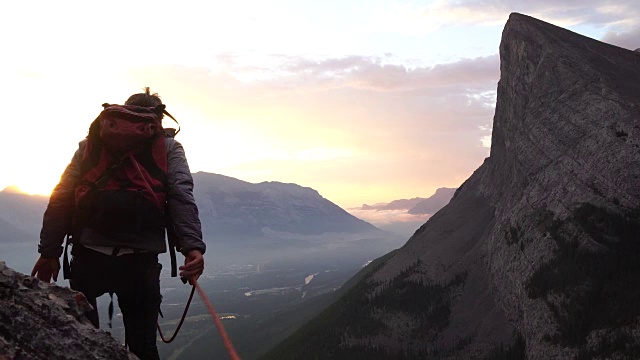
[359,187,456,214]
[0,174,452,247]
[408,188,457,214]
[193,172,379,238]
[0,173,402,262]
[352,188,457,239]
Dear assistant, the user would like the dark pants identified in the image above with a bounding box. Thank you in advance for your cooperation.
[70,245,162,360]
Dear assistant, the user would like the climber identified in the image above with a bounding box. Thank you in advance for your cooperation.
[31,87,206,360]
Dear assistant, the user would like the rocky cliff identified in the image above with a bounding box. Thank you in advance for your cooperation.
[263,13,640,360]
[0,262,135,359]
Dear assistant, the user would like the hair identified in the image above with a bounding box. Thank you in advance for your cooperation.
[125,87,165,119]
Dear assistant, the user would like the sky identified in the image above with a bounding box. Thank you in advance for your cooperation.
[1,0,639,209]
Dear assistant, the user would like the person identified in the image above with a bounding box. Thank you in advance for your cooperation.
[31,88,206,360]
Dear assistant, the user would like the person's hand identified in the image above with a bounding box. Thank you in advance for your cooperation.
[179,250,204,285]
[31,256,61,283]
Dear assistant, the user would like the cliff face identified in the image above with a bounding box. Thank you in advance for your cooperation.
[0,262,135,360]
[380,11,640,357]
[263,13,640,360]
[477,12,640,359]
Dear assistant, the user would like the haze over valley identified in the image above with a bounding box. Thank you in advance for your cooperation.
[348,187,456,238]
[0,173,414,359]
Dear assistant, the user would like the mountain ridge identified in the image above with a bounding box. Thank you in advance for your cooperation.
[359,187,456,213]
[192,172,381,240]
[262,12,640,359]
[0,173,402,268]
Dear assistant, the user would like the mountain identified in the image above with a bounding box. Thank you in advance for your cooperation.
[350,188,457,239]
[359,188,456,213]
[0,174,401,269]
[407,187,456,214]
[190,172,401,265]
[193,172,379,238]
[358,188,456,214]
[262,13,640,360]
[0,174,389,246]
[361,198,427,211]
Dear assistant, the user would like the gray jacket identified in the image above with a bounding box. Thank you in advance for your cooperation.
[38,137,206,258]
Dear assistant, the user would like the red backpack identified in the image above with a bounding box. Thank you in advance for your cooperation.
[64,103,182,279]
[75,104,169,216]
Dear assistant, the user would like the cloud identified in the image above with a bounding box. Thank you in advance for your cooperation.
[363,0,640,35]
[47,50,494,208]
[449,0,638,26]
[1,37,498,206]
[346,209,432,226]
[211,53,499,95]
[230,54,498,148]
[345,55,499,92]
[601,27,640,50]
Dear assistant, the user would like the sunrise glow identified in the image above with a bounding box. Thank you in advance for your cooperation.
[2,1,638,208]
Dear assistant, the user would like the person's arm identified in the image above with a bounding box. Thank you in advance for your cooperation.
[32,140,85,282]
[166,138,206,282]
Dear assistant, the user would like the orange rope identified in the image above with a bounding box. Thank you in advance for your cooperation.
[194,278,241,360]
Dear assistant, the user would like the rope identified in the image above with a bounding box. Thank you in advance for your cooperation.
[194,278,241,360]
[157,285,196,343]
[152,279,241,360]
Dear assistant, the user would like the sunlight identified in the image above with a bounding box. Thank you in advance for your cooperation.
[9,184,54,197]
[0,65,135,198]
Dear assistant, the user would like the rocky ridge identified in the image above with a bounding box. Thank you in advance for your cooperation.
[263,13,640,360]
[376,12,640,358]
[0,261,135,359]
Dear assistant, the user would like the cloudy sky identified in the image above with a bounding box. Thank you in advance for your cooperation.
[1,0,638,209]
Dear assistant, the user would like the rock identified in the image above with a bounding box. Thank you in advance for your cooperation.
[0,261,137,359]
